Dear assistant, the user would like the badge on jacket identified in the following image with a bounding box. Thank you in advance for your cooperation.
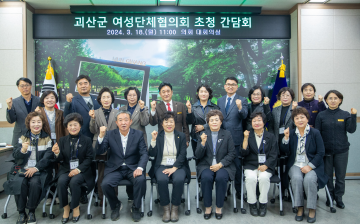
[177,112,182,114]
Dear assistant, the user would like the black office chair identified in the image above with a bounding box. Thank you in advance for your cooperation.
[1,160,57,219]
[147,157,192,217]
[288,154,336,214]
[239,156,284,215]
[48,160,99,219]
[195,157,238,214]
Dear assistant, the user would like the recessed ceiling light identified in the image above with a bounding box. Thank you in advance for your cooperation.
[159,0,176,1]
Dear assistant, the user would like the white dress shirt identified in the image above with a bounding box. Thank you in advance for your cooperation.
[151,100,173,116]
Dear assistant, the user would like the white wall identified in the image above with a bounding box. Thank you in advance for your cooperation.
[0,6,24,122]
[301,8,360,175]
[301,8,360,111]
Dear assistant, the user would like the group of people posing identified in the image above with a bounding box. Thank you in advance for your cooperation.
[4,75,357,224]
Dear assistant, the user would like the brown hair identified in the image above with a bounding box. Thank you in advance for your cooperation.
[206,110,224,123]
[291,107,310,122]
[25,112,50,134]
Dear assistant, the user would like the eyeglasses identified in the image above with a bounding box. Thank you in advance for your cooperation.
[252,93,261,96]
[225,83,238,87]
[19,84,31,88]
[128,94,137,98]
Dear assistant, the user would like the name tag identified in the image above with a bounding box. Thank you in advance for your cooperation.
[70,159,79,169]
[312,111,318,113]
[51,133,56,140]
[258,154,266,163]
[297,155,306,163]
[28,159,36,168]
[338,119,344,122]
[279,127,285,134]
[166,158,175,166]
[177,112,182,114]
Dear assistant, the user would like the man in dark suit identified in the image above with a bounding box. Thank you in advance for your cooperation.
[6,78,40,146]
[149,82,190,146]
[217,77,248,198]
[97,110,148,222]
[64,75,100,139]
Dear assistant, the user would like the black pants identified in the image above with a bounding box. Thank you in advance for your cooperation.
[234,145,242,193]
[57,173,86,209]
[155,166,186,206]
[201,168,229,208]
[324,151,349,202]
[15,175,42,212]
[102,166,146,210]
[279,155,289,194]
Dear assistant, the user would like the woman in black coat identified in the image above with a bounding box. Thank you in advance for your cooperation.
[315,90,357,209]
[244,86,272,131]
[186,84,220,156]
[281,107,328,223]
[52,113,94,223]
[195,110,236,220]
[4,112,53,224]
[148,111,190,222]
[242,112,277,217]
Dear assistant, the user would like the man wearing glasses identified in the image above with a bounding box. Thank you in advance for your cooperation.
[217,77,248,199]
[6,78,40,147]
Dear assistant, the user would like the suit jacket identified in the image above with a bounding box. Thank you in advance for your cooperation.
[195,128,236,180]
[280,128,328,189]
[55,134,95,192]
[89,108,118,148]
[120,104,149,144]
[186,101,220,141]
[63,94,101,139]
[298,99,327,127]
[148,130,191,180]
[217,94,248,146]
[39,107,68,143]
[149,101,190,142]
[6,95,40,146]
[241,130,278,174]
[268,104,296,140]
[96,128,149,176]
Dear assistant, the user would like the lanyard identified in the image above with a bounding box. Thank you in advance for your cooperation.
[282,109,288,125]
[165,135,175,156]
[213,140,217,156]
[257,134,265,154]
[70,137,80,159]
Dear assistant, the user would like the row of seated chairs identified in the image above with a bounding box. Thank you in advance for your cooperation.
[1,156,336,220]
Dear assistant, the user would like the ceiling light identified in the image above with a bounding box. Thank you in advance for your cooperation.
[159,0,176,1]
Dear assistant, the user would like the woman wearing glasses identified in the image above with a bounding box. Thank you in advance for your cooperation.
[244,86,272,131]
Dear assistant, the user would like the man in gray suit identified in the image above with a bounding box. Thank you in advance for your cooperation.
[217,77,248,198]
[6,78,40,146]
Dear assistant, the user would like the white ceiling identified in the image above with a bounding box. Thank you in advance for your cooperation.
[24,0,360,11]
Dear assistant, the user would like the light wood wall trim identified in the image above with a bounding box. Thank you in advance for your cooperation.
[345,173,360,177]
[297,5,302,101]
[299,3,360,10]
[26,2,35,14]
[0,2,24,7]
[34,9,71,14]
[0,122,15,128]
[289,3,299,14]
[357,117,360,123]
[261,10,289,15]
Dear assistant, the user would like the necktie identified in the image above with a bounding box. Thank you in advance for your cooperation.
[87,102,93,110]
[225,97,231,114]
[167,103,171,111]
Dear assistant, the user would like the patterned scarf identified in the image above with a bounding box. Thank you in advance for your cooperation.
[295,124,310,154]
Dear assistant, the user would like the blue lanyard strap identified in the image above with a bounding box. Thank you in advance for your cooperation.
[71,138,80,159]
[282,109,288,125]
[257,134,265,154]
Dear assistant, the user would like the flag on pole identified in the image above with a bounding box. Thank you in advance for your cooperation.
[270,54,287,109]
[40,57,60,109]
